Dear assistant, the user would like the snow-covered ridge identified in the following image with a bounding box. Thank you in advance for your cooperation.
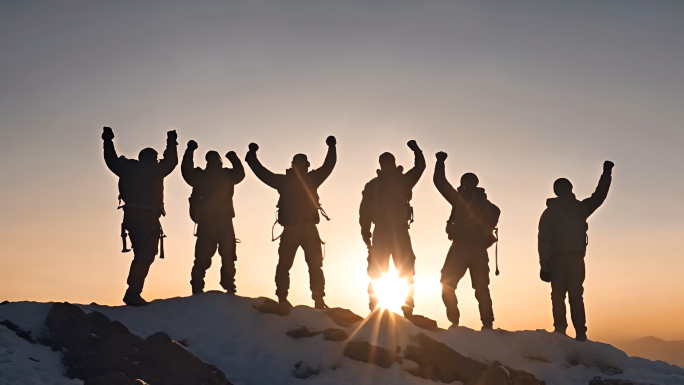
[1,293,683,385]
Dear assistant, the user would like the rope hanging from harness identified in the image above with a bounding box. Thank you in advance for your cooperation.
[494,227,499,276]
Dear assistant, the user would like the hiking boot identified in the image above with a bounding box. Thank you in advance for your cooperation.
[314,298,329,309]
[278,297,293,308]
[401,305,413,317]
[192,287,204,296]
[553,328,567,336]
[123,292,148,307]
[575,332,587,342]
[481,323,493,331]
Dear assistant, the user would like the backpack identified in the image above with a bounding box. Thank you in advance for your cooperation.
[446,199,500,248]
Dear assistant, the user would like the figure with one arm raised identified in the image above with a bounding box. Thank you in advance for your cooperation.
[102,126,178,306]
[182,140,245,295]
[245,136,337,309]
[538,161,613,342]
[359,140,425,317]
[433,151,500,330]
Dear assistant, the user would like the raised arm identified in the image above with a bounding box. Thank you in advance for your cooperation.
[158,130,179,177]
[309,136,337,187]
[433,151,459,205]
[225,151,246,184]
[102,127,124,176]
[581,161,613,217]
[404,140,426,188]
[181,140,200,187]
[244,143,284,189]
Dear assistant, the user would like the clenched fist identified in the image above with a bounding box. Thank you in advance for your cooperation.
[102,127,114,141]
[407,140,420,152]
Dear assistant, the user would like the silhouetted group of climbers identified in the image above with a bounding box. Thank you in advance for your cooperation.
[102,127,613,342]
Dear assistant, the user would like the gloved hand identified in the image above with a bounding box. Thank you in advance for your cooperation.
[226,151,238,160]
[435,151,448,162]
[326,136,337,146]
[407,140,420,152]
[361,229,372,248]
[603,160,614,173]
[187,140,198,150]
[540,270,551,283]
[102,127,114,141]
[245,143,259,161]
[167,130,178,144]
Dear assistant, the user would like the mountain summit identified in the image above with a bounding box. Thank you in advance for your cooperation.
[1,293,682,385]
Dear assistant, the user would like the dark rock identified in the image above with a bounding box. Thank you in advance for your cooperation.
[476,361,545,385]
[403,333,486,383]
[146,332,173,346]
[322,328,349,341]
[403,333,545,385]
[84,371,133,385]
[475,362,509,385]
[343,340,401,369]
[0,319,35,343]
[0,300,9,305]
[589,376,654,385]
[323,307,363,327]
[286,326,320,339]
[253,297,291,316]
[43,302,232,385]
[286,326,348,342]
[566,353,623,375]
[405,314,439,332]
[292,361,321,379]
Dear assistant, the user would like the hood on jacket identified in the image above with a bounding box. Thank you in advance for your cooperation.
[546,193,579,208]
[458,186,487,203]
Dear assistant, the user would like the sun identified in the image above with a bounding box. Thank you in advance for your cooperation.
[371,265,410,314]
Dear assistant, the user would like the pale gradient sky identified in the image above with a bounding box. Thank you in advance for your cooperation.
[1,1,683,343]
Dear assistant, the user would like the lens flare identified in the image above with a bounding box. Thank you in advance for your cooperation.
[371,266,409,314]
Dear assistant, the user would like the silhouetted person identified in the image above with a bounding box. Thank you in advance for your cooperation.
[360,140,425,317]
[102,127,178,306]
[433,152,500,330]
[182,140,245,295]
[538,161,614,342]
[245,136,337,309]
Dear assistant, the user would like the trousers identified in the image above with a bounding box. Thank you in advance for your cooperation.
[550,256,586,334]
[123,208,161,295]
[440,241,493,325]
[367,224,416,309]
[275,223,325,300]
[191,217,237,292]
